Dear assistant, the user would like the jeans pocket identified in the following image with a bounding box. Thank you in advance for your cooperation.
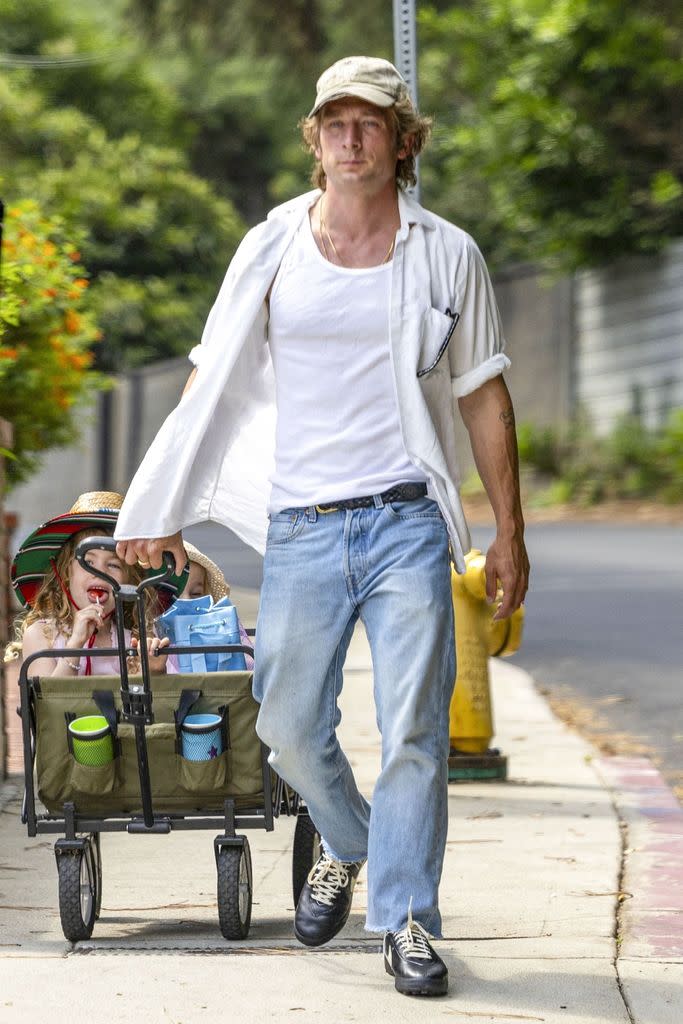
[266,510,306,546]
[385,496,444,520]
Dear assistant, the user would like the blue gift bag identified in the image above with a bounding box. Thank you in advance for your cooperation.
[156,596,247,673]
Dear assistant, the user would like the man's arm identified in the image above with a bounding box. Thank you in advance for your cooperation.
[115,367,197,572]
[183,366,198,395]
[458,374,529,619]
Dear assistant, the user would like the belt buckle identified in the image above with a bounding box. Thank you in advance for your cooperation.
[315,504,339,514]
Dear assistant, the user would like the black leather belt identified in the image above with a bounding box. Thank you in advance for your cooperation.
[314,482,428,514]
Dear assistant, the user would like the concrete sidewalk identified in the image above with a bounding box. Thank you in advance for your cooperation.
[0,588,681,1023]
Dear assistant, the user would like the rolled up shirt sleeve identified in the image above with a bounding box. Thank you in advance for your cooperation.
[188,344,203,367]
[449,238,510,399]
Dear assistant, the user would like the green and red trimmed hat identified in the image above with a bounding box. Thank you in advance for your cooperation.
[11,491,188,608]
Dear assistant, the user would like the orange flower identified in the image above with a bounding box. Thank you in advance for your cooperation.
[0,347,19,360]
[42,241,57,257]
[69,352,92,370]
[64,310,81,334]
[42,288,58,299]
[68,250,82,262]
[67,279,88,299]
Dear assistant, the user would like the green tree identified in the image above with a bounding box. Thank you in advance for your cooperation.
[419,0,683,271]
[122,0,392,217]
[0,12,245,370]
[0,201,105,486]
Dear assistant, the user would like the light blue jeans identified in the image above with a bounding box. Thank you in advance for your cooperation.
[253,496,455,936]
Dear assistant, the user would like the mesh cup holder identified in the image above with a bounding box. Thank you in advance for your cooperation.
[180,714,224,761]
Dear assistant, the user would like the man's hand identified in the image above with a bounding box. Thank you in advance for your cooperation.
[485,530,529,621]
[116,531,187,575]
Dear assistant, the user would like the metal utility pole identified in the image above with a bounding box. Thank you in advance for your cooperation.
[392,0,420,200]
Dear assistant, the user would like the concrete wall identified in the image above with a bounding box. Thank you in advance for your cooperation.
[6,413,100,544]
[575,239,683,434]
[7,361,190,547]
[495,268,574,428]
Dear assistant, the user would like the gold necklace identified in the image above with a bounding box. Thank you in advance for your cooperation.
[319,196,395,267]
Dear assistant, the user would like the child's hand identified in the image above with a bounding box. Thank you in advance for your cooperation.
[128,635,170,674]
[67,605,104,649]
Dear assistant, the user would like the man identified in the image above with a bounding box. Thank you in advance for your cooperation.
[116,56,529,997]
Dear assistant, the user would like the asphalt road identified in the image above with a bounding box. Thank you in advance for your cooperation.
[185,520,683,793]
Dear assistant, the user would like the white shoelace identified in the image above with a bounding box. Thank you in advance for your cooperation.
[306,853,352,907]
[393,909,434,961]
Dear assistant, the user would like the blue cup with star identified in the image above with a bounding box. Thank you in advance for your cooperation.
[180,714,224,761]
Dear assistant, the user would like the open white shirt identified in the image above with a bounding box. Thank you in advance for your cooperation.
[115,189,510,572]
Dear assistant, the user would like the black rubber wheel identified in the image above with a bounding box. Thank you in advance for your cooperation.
[217,841,252,940]
[292,811,321,907]
[93,833,103,919]
[57,844,97,942]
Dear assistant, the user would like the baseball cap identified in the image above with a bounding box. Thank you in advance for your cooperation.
[309,56,408,117]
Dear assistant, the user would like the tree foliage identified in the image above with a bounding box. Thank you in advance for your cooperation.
[0,0,245,371]
[1,0,681,366]
[419,0,683,271]
[0,201,106,485]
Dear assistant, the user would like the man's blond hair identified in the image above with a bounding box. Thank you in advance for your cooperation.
[299,94,432,191]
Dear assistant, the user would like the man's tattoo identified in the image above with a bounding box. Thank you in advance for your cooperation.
[499,407,515,429]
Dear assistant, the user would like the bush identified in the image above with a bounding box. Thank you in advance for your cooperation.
[517,411,683,504]
[0,199,107,486]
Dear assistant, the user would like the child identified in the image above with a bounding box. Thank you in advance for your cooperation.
[163,542,254,671]
[8,492,184,677]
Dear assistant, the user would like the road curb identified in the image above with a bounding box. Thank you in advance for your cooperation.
[592,756,683,1024]
[594,756,683,961]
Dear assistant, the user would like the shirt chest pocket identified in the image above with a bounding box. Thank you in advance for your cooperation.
[416,306,460,379]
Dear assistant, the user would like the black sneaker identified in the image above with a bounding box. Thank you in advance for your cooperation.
[294,851,364,947]
[383,915,449,996]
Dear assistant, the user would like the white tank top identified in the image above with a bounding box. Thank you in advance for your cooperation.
[267,215,425,512]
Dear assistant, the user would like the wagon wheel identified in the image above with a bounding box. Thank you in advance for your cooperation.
[217,841,252,940]
[57,842,98,942]
[92,833,103,919]
[292,811,322,907]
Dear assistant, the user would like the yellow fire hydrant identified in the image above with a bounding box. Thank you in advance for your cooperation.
[448,549,524,780]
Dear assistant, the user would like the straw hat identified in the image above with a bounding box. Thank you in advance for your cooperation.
[182,542,231,602]
[11,491,188,608]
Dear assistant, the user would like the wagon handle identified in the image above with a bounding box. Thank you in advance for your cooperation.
[75,536,177,595]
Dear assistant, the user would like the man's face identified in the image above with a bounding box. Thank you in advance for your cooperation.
[315,98,408,193]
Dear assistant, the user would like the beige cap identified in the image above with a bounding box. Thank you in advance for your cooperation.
[309,56,408,117]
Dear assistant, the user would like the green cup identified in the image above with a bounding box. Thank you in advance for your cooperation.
[68,715,114,766]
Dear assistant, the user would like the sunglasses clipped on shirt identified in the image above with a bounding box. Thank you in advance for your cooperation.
[416,308,460,378]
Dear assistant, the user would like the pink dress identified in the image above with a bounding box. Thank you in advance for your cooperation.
[50,621,131,676]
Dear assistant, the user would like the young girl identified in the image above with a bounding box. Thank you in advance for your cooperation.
[164,541,254,670]
[8,492,183,677]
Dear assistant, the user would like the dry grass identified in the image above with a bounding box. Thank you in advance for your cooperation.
[537,683,683,805]
[537,684,653,759]
[462,494,683,527]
